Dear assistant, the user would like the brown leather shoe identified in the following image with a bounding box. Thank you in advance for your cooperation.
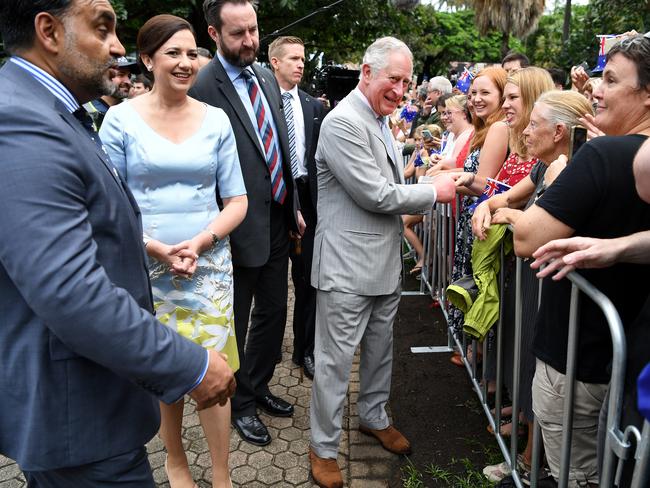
[359,424,412,455]
[309,448,343,488]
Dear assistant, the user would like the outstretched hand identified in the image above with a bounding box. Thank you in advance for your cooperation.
[530,236,623,280]
[449,171,475,188]
[432,173,457,203]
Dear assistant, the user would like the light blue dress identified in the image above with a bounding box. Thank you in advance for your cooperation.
[100,101,246,371]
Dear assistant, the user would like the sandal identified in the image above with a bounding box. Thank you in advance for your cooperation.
[449,351,464,367]
[516,454,554,486]
[487,417,527,437]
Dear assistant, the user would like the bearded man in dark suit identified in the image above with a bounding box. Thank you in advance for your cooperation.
[189,0,299,446]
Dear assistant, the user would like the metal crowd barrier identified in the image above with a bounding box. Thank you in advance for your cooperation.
[399,185,650,486]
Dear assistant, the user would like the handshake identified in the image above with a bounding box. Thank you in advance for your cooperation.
[419,173,456,203]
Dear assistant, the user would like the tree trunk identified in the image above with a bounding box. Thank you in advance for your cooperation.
[501,30,510,58]
[562,0,572,45]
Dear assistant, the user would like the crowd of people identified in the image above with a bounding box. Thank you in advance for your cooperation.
[0,0,649,488]
[391,31,650,488]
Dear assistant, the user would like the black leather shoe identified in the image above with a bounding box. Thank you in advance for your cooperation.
[303,354,315,380]
[256,394,294,417]
[232,415,271,446]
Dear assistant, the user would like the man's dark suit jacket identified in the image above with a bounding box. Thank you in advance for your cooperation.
[0,61,206,471]
[298,88,325,212]
[189,58,297,268]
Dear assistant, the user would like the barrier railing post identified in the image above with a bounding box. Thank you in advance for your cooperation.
[530,281,544,488]
[510,258,523,476]
[631,421,650,487]
[428,185,648,488]
[494,243,506,456]
[557,285,580,488]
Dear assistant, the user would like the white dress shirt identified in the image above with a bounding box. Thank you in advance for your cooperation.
[281,85,307,177]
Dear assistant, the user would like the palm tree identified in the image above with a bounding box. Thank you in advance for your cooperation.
[474,0,546,57]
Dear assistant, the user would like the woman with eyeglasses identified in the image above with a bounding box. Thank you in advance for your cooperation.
[426,95,474,175]
[512,34,650,487]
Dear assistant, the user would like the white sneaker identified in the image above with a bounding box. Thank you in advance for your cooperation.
[483,461,512,482]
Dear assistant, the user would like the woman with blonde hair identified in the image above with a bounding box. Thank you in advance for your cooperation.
[458,66,555,193]
[476,89,593,483]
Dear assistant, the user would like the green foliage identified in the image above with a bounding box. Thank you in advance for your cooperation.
[402,438,503,487]
[401,460,425,488]
[109,0,205,53]
[525,0,650,71]
[105,0,650,83]
[423,457,495,487]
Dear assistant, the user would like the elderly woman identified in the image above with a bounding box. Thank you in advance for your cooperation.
[513,34,650,487]
[475,90,593,483]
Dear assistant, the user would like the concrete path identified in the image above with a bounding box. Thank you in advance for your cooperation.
[0,286,402,487]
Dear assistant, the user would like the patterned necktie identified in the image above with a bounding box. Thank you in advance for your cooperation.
[281,91,300,178]
[240,70,287,204]
[378,116,397,163]
[73,107,104,151]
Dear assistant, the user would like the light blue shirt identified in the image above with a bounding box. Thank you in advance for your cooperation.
[217,52,284,168]
[10,56,79,113]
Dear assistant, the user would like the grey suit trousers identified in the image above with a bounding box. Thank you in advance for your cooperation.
[310,287,401,458]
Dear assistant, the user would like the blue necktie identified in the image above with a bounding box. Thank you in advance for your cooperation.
[379,116,397,163]
[281,91,300,178]
[240,70,287,204]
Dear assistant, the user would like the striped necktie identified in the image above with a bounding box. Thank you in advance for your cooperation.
[281,91,300,178]
[240,69,287,204]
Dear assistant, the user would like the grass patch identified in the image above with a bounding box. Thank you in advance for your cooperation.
[401,458,424,488]
[400,439,503,487]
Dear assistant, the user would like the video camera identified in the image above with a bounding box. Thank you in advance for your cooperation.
[313,65,360,107]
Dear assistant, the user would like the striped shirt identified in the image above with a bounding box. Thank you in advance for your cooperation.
[10,56,79,113]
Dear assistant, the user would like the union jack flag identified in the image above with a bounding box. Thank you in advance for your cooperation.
[467,178,511,213]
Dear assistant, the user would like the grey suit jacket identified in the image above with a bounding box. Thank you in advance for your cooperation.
[189,58,297,267]
[0,62,206,471]
[311,89,436,296]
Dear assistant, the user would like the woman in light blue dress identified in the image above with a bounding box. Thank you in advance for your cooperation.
[100,15,247,488]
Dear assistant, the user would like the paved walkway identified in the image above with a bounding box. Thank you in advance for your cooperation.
[0,285,401,487]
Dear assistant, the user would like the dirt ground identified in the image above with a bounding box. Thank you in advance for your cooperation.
[387,289,498,487]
